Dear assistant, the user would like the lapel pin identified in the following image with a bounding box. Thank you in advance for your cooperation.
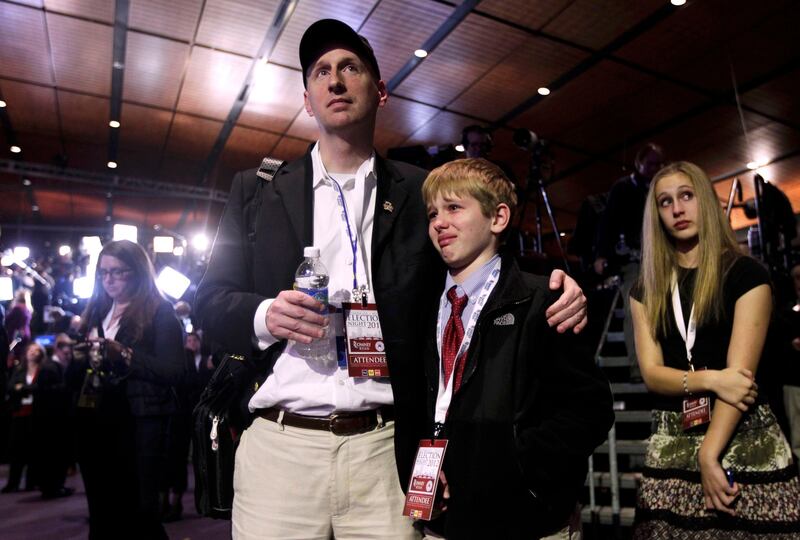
[383,201,394,213]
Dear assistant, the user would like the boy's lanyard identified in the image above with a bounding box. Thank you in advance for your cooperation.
[433,258,502,428]
[671,272,697,367]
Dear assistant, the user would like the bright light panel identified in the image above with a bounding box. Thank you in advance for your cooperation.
[13,246,30,261]
[173,246,185,256]
[0,254,14,267]
[0,276,13,301]
[59,245,72,256]
[73,276,95,299]
[157,266,191,299]
[113,224,138,243]
[153,236,175,253]
[191,233,209,251]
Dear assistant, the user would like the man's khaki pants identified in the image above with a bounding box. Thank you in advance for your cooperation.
[232,416,419,540]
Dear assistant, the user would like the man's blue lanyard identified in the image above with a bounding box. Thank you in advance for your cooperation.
[328,176,368,304]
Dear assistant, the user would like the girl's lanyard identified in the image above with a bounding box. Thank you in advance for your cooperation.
[671,272,697,370]
[433,258,502,431]
[329,176,370,304]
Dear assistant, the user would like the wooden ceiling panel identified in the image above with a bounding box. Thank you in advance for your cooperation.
[478,0,573,30]
[615,0,790,87]
[404,110,476,148]
[12,133,63,164]
[542,0,664,50]
[119,102,172,152]
[159,157,204,186]
[742,69,800,127]
[374,96,441,153]
[175,47,251,120]
[62,140,106,171]
[220,126,280,172]
[195,0,280,57]
[129,0,203,42]
[285,109,320,142]
[450,35,589,121]
[44,0,114,23]
[510,60,651,139]
[238,62,305,132]
[359,0,454,82]
[164,113,222,162]
[124,31,190,109]
[269,0,378,70]
[0,3,53,85]
[46,12,112,95]
[0,80,60,137]
[116,148,160,178]
[9,0,43,7]
[271,136,312,162]
[555,75,706,154]
[57,90,108,144]
[395,14,529,108]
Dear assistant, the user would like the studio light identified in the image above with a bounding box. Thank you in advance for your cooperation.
[153,236,175,254]
[173,246,185,256]
[73,276,95,299]
[10,145,21,153]
[191,233,209,251]
[113,224,138,243]
[58,245,72,256]
[0,276,13,301]
[13,246,30,261]
[156,266,191,299]
[109,120,120,128]
[107,161,118,169]
[81,236,103,256]
[414,49,428,58]
[537,87,551,96]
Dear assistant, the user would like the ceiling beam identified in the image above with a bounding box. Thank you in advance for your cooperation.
[0,159,228,202]
[387,0,483,92]
[175,0,300,230]
[107,0,130,167]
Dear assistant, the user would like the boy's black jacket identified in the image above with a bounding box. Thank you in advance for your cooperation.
[423,256,614,539]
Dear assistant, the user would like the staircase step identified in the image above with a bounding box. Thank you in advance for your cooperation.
[611,382,648,394]
[606,331,625,343]
[614,410,652,423]
[596,439,648,455]
[596,356,630,368]
[587,471,642,490]
[581,505,636,526]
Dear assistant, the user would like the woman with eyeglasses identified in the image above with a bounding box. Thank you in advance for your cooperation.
[630,162,800,537]
[73,240,184,540]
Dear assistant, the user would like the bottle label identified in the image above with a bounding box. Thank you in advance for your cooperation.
[294,285,329,308]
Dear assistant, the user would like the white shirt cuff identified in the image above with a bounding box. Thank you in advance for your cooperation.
[254,298,279,350]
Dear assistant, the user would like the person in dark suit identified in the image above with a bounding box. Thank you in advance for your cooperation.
[195,19,587,539]
[162,331,213,521]
[73,240,185,540]
[420,159,613,539]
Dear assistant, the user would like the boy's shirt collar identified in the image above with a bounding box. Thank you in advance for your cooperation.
[444,254,501,304]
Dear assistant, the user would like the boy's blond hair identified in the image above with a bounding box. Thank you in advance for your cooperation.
[422,158,518,217]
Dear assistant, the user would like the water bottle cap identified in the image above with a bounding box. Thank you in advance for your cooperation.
[304,246,320,258]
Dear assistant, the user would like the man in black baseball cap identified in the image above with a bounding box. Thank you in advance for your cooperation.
[196,17,588,540]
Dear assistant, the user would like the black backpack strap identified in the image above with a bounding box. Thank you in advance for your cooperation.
[247,157,284,244]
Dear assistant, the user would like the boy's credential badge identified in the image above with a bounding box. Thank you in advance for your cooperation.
[342,302,389,378]
[403,439,448,521]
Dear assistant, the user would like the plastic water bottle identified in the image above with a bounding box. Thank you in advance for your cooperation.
[293,247,330,361]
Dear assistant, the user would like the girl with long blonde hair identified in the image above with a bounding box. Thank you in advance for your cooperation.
[631,162,800,537]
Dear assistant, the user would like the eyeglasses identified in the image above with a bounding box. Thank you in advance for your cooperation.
[98,268,132,280]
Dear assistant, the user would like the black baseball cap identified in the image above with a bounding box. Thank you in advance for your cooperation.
[299,19,381,88]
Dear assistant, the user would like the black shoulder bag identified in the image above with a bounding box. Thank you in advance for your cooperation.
[192,157,283,519]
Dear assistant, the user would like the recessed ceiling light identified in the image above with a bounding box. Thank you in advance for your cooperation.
[538,87,551,96]
[414,49,428,58]
[22,178,31,186]
[559,232,566,237]
[109,120,120,128]
[107,161,118,169]
[0,100,6,108]
[670,0,686,5]
[10,145,21,153]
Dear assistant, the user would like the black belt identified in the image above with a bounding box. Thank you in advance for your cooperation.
[256,406,394,436]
